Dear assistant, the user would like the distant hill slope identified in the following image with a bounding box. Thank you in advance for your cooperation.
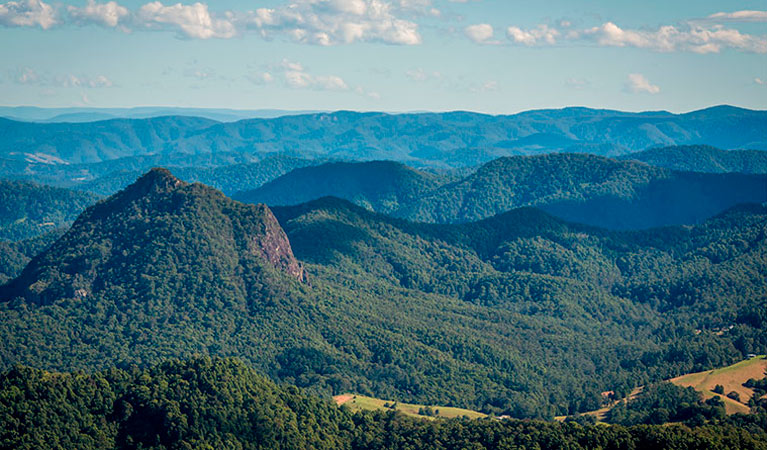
[0,231,61,283]
[1,106,765,166]
[0,179,99,241]
[76,155,318,196]
[0,116,219,164]
[237,154,767,230]
[621,145,767,173]
[233,161,446,214]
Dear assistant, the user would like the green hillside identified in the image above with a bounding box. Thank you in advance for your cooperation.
[0,179,99,241]
[622,145,767,173]
[1,170,766,419]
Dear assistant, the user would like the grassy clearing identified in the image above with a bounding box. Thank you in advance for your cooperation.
[556,356,767,421]
[333,394,487,420]
[671,355,767,414]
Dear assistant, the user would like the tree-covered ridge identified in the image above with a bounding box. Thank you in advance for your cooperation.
[240,153,767,230]
[2,357,766,450]
[233,160,447,214]
[0,179,100,241]
[2,106,766,166]
[1,169,766,419]
[622,145,767,173]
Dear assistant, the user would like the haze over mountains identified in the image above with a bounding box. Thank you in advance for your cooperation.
[1,106,765,167]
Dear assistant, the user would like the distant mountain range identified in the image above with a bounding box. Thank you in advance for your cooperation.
[0,106,324,123]
[1,105,765,166]
[234,154,767,230]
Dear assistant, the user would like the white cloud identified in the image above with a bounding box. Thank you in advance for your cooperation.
[707,10,767,23]
[0,0,424,44]
[0,0,56,29]
[470,79,498,93]
[243,0,422,45]
[14,66,40,84]
[755,77,766,86]
[625,73,660,94]
[53,73,114,88]
[578,21,767,54]
[464,23,493,44]
[565,78,590,90]
[506,24,559,45]
[9,67,113,88]
[275,59,350,91]
[136,2,236,39]
[68,0,128,27]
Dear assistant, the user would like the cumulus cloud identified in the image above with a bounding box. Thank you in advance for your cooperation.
[707,10,767,23]
[68,0,129,27]
[0,0,56,29]
[136,2,236,39]
[578,21,767,54]
[14,66,40,84]
[506,24,559,45]
[755,77,766,86]
[262,60,350,91]
[244,0,422,45]
[0,0,424,44]
[464,23,493,44]
[625,73,660,94]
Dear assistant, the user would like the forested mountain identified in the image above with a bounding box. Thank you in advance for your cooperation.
[622,145,767,173]
[233,161,447,214]
[1,106,765,166]
[238,154,767,230]
[1,169,766,419]
[0,179,99,241]
[4,357,765,450]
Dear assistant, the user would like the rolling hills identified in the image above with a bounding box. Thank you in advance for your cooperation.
[238,154,767,230]
[2,168,766,419]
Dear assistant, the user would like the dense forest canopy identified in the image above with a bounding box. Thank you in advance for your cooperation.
[1,168,765,421]
[2,357,766,450]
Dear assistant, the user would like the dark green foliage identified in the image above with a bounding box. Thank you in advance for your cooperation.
[237,154,767,230]
[2,358,767,450]
[605,382,726,425]
[234,160,446,214]
[0,357,352,450]
[622,145,767,173]
[0,231,61,283]
[0,179,99,241]
[714,385,725,394]
[2,169,767,419]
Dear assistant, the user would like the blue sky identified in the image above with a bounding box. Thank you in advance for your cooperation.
[0,0,765,113]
